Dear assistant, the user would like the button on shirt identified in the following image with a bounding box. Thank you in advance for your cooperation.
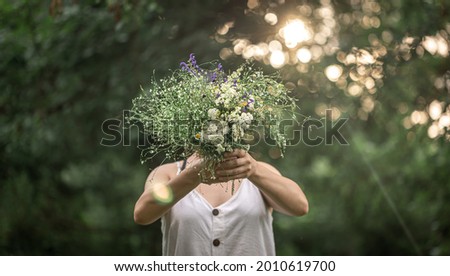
[213,239,220,246]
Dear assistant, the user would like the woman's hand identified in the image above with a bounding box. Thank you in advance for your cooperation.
[215,149,309,216]
[182,155,227,185]
[215,149,258,182]
[184,157,220,185]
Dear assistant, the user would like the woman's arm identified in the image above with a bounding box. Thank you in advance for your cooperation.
[249,162,309,216]
[134,162,201,225]
[134,157,223,225]
[215,149,309,216]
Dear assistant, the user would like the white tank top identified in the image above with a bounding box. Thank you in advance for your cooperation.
[160,161,275,256]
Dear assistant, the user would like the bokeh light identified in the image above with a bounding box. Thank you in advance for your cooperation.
[428,100,443,120]
[424,99,450,139]
[216,0,450,141]
[411,110,429,125]
[422,34,449,57]
[325,64,343,82]
[296,47,312,63]
[270,50,286,68]
[428,123,440,139]
[264,13,278,25]
[279,19,312,48]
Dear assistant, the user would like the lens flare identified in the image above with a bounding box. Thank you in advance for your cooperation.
[152,183,173,204]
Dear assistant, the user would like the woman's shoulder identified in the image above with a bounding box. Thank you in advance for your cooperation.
[154,162,179,170]
[147,162,179,179]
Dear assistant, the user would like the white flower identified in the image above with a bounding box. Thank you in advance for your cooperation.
[239,112,253,129]
[205,134,224,145]
[216,144,226,154]
[213,120,230,135]
[240,113,253,124]
[207,123,218,134]
[228,110,240,123]
[231,124,244,142]
[215,96,223,106]
[208,108,219,120]
[222,82,237,96]
[223,98,232,109]
[221,124,230,135]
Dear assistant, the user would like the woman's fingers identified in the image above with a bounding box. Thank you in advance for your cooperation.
[217,173,248,182]
[217,158,245,170]
[218,153,252,170]
[211,150,255,181]
[216,164,251,177]
[223,149,246,159]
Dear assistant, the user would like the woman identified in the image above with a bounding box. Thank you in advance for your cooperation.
[134,149,308,256]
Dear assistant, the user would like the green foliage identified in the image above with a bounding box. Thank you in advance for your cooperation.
[1,0,450,256]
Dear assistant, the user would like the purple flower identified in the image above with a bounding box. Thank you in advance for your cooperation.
[180,54,204,75]
[187,53,204,73]
[180,62,189,71]
[218,63,223,72]
[189,53,197,67]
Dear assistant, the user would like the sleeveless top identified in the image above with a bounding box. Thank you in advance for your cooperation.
[160,161,275,256]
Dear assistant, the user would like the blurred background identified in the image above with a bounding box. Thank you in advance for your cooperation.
[1,0,450,255]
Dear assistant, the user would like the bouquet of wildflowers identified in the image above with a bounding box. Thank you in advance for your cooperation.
[129,54,296,179]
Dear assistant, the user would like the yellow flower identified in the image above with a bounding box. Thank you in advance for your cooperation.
[239,101,248,107]
[195,133,202,139]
